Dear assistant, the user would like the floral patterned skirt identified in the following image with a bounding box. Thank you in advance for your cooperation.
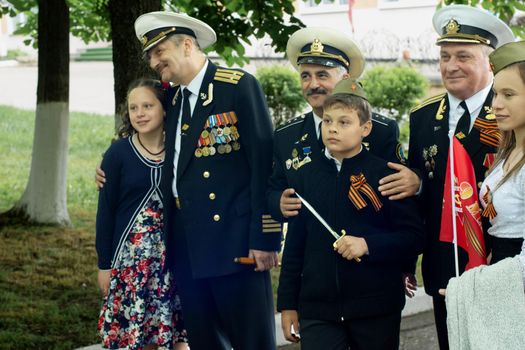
[98,194,187,349]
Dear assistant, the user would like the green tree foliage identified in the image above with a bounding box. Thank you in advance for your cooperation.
[443,0,525,38]
[256,65,307,127]
[2,0,304,66]
[361,65,428,123]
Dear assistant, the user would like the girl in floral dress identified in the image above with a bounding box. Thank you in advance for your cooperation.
[96,79,188,350]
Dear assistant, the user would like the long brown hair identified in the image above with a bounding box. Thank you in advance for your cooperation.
[117,79,167,138]
[490,62,525,188]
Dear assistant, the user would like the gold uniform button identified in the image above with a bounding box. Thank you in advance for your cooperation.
[203,171,210,178]
[209,193,216,200]
[213,214,220,221]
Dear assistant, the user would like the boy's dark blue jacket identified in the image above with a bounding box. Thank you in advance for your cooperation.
[277,149,424,321]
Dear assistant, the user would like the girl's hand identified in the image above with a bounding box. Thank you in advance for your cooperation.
[98,270,111,297]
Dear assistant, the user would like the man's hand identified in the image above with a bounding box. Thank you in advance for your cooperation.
[249,249,279,272]
[403,273,417,298]
[334,236,368,261]
[280,188,301,218]
[378,162,421,200]
[98,270,111,297]
[439,288,446,296]
[281,310,300,343]
[95,164,106,190]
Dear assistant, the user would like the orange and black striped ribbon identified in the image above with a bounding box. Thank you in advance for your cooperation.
[481,186,497,219]
[348,174,383,211]
[474,119,501,148]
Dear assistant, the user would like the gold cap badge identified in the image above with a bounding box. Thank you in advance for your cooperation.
[310,38,324,54]
[446,19,460,34]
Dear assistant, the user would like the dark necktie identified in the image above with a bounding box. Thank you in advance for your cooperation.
[181,88,192,136]
[317,121,323,147]
[454,101,470,139]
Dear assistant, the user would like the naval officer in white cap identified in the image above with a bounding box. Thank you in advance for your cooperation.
[135,11,279,350]
[267,27,415,225]
[406,5,514,349]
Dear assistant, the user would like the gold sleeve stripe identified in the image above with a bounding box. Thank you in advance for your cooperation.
[263,228,282,233]
[410,93,446,114]
[263,224,282,229]
[262,215,274,219]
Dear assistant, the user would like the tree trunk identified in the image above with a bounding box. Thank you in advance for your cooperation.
[11,0,70,225]
[108,0,161,131]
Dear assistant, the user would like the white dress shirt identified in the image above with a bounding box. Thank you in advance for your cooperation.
[447,82,492,133]
[172,60,209,197]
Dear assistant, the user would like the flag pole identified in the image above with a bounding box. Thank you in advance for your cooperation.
[448,130,460,278]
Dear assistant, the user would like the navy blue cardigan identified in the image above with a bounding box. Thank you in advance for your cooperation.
[95,137,163,269]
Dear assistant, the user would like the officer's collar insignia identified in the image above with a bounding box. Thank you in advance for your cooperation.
[311,38,324,54]
[202,83,214,106]
[301,133,308,141]
[348,173,383,211]
[455,131,466,139]
[446,19,460,34]
[435,98,446,121]
[172,88,180,106]
[362,142,370,151]
[484,106,496,120]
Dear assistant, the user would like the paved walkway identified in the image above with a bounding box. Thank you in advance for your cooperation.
[0,61,115,115]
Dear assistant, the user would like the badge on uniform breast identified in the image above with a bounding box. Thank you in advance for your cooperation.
[422,145,438,179]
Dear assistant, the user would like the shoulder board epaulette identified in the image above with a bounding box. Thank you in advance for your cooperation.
[409,93,446,114]
[214,67,245,85]
[275,114,306,132]
[371,113,391,127]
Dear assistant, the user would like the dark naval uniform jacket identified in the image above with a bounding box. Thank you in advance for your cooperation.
[408,91,499,296]
[277,149,424,321]
[267,111,403,221]
[161,61,281,279]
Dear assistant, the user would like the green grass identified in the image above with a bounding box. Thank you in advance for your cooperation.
[0,105,114,350]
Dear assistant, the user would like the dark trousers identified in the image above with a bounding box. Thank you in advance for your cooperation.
[433,295,449,350]
[172,223,276,350]
[299,312,401,350]
[490,236,523,265]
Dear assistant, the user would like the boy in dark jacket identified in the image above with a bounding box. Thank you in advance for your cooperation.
[277,78,424,350]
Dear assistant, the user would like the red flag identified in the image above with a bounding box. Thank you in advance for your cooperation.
[439,137,487,270]
[347,0,356,33]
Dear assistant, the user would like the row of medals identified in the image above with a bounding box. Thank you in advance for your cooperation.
[194,125,241,158]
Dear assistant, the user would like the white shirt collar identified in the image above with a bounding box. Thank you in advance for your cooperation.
[324,145,363,172]
[447,82,493,116]
[180,59,209,95]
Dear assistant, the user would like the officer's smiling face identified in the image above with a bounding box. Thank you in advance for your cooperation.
[439,43,493,101]
[147,38,187,85]
[299,64,348,114]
